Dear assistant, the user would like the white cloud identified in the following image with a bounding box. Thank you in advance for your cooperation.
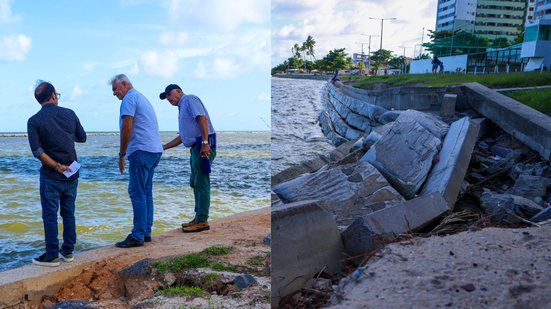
[168,0,268,32]
[70,85,84,101]
[139,50,179,79]
[272,0,437,64]
[0,35,32,62]
[0,0,20,23]
[193,58,240,80]
[159,32,189,45]
[83,62,97,73]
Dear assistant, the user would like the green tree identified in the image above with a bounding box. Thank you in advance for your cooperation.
[422,30,489,56]
[303,35,316,61]
[491,37,510,48]
[370,49,393,73]
[513,24,525,45]
[321,48,350,71]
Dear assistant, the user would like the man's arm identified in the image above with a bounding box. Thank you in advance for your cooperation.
[74,114,87,143]
[197,115,211,158]
[37,153,72,173]
[163,135,182,151]
[119,115,133,174]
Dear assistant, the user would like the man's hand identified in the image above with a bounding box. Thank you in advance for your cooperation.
[201,143,211,159]
[119,156,126,174]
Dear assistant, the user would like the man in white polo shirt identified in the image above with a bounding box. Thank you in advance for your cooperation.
[110,74,163,247]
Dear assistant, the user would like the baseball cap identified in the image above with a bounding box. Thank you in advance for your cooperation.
[159,84,182,100]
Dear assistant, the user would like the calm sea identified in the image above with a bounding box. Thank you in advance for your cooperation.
[0,131,270,272]
[271,77,335,176]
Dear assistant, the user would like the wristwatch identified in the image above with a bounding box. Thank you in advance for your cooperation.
[119,152,126,157]
[201,140,209,145]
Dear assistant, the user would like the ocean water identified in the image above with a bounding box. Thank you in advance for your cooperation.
[0,131,270,272]
[271,77,335,176]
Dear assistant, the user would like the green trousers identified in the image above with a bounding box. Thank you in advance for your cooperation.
[190,147,216,222]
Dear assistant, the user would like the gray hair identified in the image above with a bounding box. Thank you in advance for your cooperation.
[109,74,132,87]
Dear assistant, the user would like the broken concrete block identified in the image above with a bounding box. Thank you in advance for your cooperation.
[531,207,551,223]
[393,109,449,140]
[362,120,442,199]
[441,94,457,117]
[507,174,549,204]
[341,193,449,257]
[480,190,544,224]
[271,200,343,307]
[272,161,404,228]
[421,117,479,209]
[349,123,393,153]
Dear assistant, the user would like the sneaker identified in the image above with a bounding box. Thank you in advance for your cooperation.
[59,250,74,262]
[181,219,196,228]
[115,234,144,248]
[144,236,152,243]
[182,221,210,233]
[32,253,60,267]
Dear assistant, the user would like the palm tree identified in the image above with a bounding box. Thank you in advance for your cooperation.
[304,35,316,61]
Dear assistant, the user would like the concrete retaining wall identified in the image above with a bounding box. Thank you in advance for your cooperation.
[273,74,331,81]
[463,83,551,160]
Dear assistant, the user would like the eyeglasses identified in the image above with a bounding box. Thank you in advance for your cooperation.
[55,93,61,99]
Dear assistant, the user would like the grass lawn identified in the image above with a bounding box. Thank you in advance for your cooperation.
[350,71,551,89]
[502,88,551,115]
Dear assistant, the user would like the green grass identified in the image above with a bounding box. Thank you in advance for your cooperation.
[153,246,236,274]
[351,71,551,89]
[154,253,211,273]
[202,246,232,256]
[211,262,237,272]
[503,88,551,115]
[157,285,204,297]
[246,255,265,268]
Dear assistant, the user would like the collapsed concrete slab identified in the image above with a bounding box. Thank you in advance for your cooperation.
[421,117,480,209]
[480,189,544,224]
[341,193,449,258]
[441,94,457,117]
[463,82,551,160]
[272,161,405,229]
[271,200,343,307]
[272,140,356,186]
[362,118,442,199]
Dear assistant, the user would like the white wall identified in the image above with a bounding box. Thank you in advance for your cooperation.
[410,55,469,74]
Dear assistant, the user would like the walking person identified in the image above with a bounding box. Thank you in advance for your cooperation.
[110,74,163,247]
[159,84,216,233]
[27,81,87,266]
[432,56,443,74]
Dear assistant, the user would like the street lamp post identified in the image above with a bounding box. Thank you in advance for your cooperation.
[361,34,379,75]
[369,17,397,51]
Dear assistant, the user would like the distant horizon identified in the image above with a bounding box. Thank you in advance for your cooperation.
[0,130,270,135]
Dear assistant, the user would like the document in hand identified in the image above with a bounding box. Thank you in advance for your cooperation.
[63,161,81,178]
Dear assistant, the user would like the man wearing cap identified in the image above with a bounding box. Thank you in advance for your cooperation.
[27,81,87,266]
[110,74,163,247]
[160,84,216,233]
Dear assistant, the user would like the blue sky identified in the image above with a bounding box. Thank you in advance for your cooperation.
[0,0,270,132]
[272,0,437,66]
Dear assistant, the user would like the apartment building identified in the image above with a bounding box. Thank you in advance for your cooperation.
[521,0,551,70]
[436,0,527,42]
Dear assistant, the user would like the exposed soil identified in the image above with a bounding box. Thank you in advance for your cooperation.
[6,208,270,309]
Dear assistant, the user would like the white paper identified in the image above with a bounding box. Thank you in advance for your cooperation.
[63,161,81,178]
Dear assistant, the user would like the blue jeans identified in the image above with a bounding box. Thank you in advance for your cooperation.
[128,150,161,241]
[39,177,78,260]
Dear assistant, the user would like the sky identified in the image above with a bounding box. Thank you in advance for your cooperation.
[0,0,271,132]
[272,0,437,66]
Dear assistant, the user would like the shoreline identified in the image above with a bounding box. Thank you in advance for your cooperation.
[0,207,270,307]
[0,130,270,137]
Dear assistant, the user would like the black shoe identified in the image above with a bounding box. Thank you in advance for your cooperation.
[144,236,152,243]
[115,234,144,248]
[32,253,60,267]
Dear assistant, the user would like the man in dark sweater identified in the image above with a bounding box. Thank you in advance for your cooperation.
[27,81,87,266]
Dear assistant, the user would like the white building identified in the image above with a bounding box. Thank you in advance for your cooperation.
[521,0,551,71]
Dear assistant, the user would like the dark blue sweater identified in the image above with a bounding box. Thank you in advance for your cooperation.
[27,104,86,181]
